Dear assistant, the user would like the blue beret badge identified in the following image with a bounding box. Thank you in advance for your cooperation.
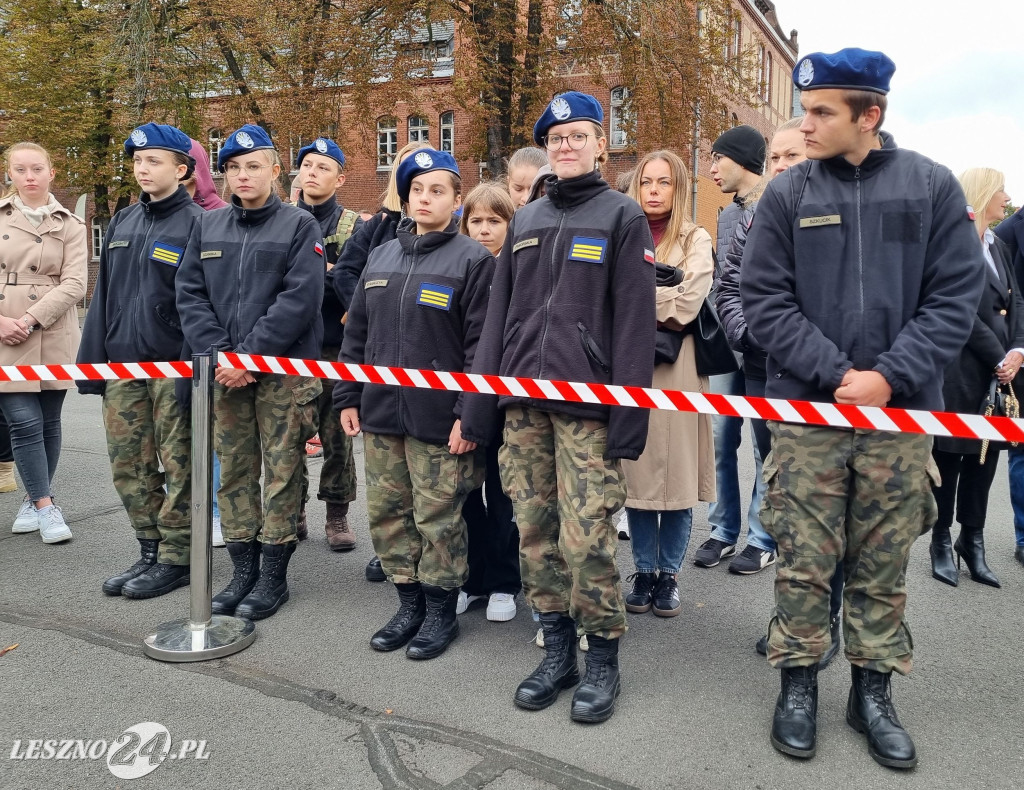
[315,139,328,153]
[550,97,572,121]
[130,129,148,147]
[235,131,254,149]
[414,151,434,168]
[797,58,814,88]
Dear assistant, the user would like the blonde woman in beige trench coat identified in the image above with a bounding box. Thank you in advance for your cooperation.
[621,150,715,618]
[0,143,87,543]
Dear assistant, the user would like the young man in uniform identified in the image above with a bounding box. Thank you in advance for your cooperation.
[293,137,361,551]
[741,48,985,768]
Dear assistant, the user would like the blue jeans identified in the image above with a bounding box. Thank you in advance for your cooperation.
[626,508,693,575]
[1008,446,1024,547]
[707,371,775,553]
[0,390,66,502]
[212,452,221,519]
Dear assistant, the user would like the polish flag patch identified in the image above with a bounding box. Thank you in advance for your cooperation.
[314,241,325,257]
[643,248,656,264]
[967,205,976,221]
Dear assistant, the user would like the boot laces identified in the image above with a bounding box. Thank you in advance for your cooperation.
[862,674,900,723]
[786,669,816,710]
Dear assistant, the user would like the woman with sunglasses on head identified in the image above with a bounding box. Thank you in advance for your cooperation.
[461,92,655,724]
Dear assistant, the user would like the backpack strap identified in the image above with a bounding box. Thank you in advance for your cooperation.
[324,209,358,249]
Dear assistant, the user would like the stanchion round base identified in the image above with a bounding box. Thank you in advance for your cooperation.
[143,615,256,663]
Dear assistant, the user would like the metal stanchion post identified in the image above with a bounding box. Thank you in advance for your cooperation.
[144,350,256,661]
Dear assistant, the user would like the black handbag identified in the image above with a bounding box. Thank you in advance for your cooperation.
[979,377,1019,463]
[692,297,739,377]
[654,327,685,365]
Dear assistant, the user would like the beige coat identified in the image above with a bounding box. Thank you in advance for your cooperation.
[623,225,716,510]
[0,194,87,392]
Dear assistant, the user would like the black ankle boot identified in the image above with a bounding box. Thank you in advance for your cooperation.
[122,563,189,599]
[570,635,621,723]
[365,555,386,582]
[212,541,262,615]
[406,585,460,660]
[771,665,818,758]
[930,524,958,586]
[371,583,425,651]
[235,542,295,620]
[954,525,1000,588]
[819,615,842,669]
[624,572,656,613]
[515,613,580,710]
[103,538,160,595]
[652,572,681,617]
[846,665,917,769]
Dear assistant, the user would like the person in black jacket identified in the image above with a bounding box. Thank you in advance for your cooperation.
[78,123,202,600]
[929,168,1022,589]
[741,49,984,768]
[335,149,493,661]
[176,124,324,621]
[460,91,656,724]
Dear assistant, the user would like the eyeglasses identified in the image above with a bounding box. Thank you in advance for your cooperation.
[542,132,591,151]
[224,162,270,177]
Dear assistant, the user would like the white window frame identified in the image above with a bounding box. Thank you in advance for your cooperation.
[208,130,222,174]
[90,218,103,262]
[408,116,430,145]
[440,111,454,154]
[377,118,399,169]
[610,87,629,149]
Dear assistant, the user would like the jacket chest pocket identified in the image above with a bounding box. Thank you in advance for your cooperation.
[254,253,287,275]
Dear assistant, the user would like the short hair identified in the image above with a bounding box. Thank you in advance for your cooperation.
[459,181,515,235]
[774,117,803,134]
[381,141,432,212]
[507,147,547,174]
[958,167,1005,235]
[3,142,54,199]
[842,89,887,133]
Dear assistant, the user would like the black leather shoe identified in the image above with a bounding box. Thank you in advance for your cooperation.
[371,583,425,651]
[102,538,160,596]
[624,572,656,613]
[755,635,768,656]
[235,542,296,620]
[771,665,818,759]
[954,526,1000,588]
[122,563,189,599]
[930,525,958,587]
[1016,546,1024,568]
[406,585,460,660]
[365,555,387,582]
[651,572,681,617]
[515,613,580,710]
[846,665,917,769]
[819,615,842,670]
[570,635,621,723]
[212,541,262,615]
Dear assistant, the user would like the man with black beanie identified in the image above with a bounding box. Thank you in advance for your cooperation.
[694,125,777,577]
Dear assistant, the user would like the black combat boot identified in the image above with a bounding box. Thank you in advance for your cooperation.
[651,572,681,617]
[929,523,958,586]
[570,635,621,723]
[235,542,296,620]
[846,665,917,769]
[770,665,818,758]
[624,572,656,613]
[365,555,387,582]
[122,563,189,599]
[818,615,842,669]
[954,525,1000,588]
[370,583,426,651]
[514,613,580,710]
[102,538,160,596]
[406,584,460,660]
[211,541,261,615]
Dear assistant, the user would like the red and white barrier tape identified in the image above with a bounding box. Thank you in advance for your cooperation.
[2,354,1022,444]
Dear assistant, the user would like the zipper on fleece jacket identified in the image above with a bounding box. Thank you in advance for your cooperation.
[854,166,864,367]
[133,212,156,353]
[394,236,421,436]
[538,210,567,377]
[233,224,250,346]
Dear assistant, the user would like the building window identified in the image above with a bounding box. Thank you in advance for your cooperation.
[408,116,429,145]
[732,17,742,61]
[377,117,398,168]
[731,112,739,127]
[91,218,104,262]
[440,111,454,154]
[610,87,629,149]
[764,52,773,104]
[288,136,304,173]
[208,130,222,173]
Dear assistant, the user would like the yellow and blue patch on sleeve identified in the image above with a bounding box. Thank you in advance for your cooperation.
[568,236,607,264]
[150,240,184,267]
[417,282,455,311]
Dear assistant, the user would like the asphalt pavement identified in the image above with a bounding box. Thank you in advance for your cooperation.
[1,390,1022,790]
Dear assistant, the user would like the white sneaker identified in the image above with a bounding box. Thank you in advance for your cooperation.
[579,634,589,652]
[211,515,225,547]
[486,592,517,622]
[456,591,486,615]
[534,627,545,648]
[12,498,38,533]
[615,510,629,540]
[37,505,72,544]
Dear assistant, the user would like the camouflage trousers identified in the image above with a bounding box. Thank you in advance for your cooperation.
[500,406,627,640]
[761,422,938,675]
[214,374,320,545]
[102,379,191,565]
[303,346,357,505]
[363,432,482,588]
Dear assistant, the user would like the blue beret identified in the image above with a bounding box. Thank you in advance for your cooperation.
[296,137,346,169]
[533,92,604,146]
[794,48,895,95]
[124,123,192,157]
[217,124,275,172]
[396,149,460,203]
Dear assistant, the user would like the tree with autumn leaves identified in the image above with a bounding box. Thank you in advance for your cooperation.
[0,0,763,220]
